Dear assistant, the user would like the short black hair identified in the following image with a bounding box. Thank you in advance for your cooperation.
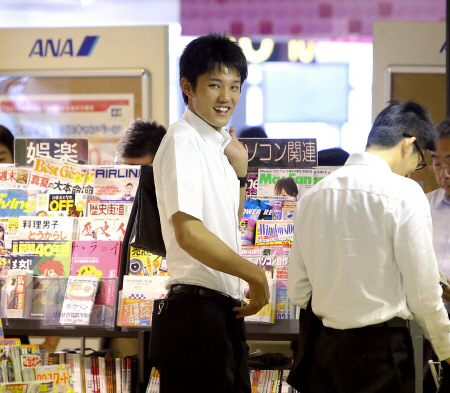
[179,32,248,105]
[125,183,133,188]
[436,118,450,139]
[239,126,268,138]
[274,177,298,198]
[116,119,166,159]
[0,125,14,160]
[318,148,349,166]
[366,101,438,152]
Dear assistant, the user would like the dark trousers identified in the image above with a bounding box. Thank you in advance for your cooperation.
[309,325,415,393]
[149,291,251,393]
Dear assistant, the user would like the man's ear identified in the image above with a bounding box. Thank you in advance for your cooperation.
[401,136,415,157]
[180,77,195,99]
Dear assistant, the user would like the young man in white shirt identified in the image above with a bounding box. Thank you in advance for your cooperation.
[288,102,450,393]
[150,33,269,393]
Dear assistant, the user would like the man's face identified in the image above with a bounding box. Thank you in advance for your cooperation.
[431,137,450,195]
[183,65,241,131]
[125,185,133,194]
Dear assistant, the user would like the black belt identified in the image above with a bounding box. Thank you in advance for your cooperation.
[368,317,409,329]
[169,284,243,308]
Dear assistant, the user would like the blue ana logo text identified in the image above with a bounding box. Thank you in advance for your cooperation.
[29,36,99,57]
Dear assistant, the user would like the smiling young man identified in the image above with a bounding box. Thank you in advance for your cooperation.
[150,33,269,393]
[288,102,450,393]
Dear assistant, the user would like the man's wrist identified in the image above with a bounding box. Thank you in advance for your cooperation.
[238,175,247,188]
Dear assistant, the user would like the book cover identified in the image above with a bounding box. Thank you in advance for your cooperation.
[20,345,41,369]
[128,247,168,277]
[93,166,140,201]
[78,216,129,241]
[254,220,295,245]
[59,276,99,325]
[239,218,256,246]
[257,168,315,200]
[35,364,73,393]
[11,240,72,277]
[17,217,78,242]
[2,270,33,319]
[0,252,10,277]
[0,190,36,217]
[119,276,153,327]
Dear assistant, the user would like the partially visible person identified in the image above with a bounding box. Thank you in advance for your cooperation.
[423,118,450,392]
[0,125,14,163]
[274,177,298,198]
[317,147,349,166]
[239,126,268,138]
[115,119,167,165]
[288,102,450,393]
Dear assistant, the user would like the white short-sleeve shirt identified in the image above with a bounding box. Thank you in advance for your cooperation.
[153,108,243,298]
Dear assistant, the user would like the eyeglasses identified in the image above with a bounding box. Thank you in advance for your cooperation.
[431,163,450,175]
[402,133,427,171]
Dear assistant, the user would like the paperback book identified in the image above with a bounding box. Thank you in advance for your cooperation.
[0,218,19,251]
[1,270,33,319]
[35,364,73,393]
[119,276,153,327]
[59,276,99,325]
[0,168,29,190]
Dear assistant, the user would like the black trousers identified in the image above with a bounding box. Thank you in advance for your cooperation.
[149,291,251,393]
[309,325,415,393]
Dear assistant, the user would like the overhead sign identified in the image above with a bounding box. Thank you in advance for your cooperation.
[29,35,100,57]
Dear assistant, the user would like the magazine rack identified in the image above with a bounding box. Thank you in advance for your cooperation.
[40,277,118,330]
[0,276,33,319]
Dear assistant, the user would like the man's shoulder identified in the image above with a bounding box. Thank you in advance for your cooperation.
[426,188,445,207]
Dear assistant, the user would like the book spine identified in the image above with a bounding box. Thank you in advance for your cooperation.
[121,358,126,393]
[114,358,121,393]
[84,357,92,393]
[126,358,131,393]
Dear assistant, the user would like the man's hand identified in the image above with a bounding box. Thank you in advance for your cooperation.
[233,267,270,319]
[224,126,248,177]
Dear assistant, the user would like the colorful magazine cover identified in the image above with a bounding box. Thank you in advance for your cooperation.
[10,240,72,277]
[256,168,315,200]
[59,276,99,325]
[28,156,89,195]
[254,220,295,245]
[240,244,291,279]
[78,216,129,241]
[0,218,19,251]
[92,166,140,201]
[245,171,258,198]
[2,270,33,319]
[0,190,36,217]
[71,240,122,305]
[0,168,29,189]
[242,199,273,222]
[17,217,78,242]
[128,247,168,277]
[35,191,88,218]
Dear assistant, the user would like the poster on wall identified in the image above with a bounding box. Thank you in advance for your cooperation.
[0,93,135,165]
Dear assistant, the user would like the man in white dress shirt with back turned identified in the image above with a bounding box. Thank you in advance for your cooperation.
[288,102,450,393]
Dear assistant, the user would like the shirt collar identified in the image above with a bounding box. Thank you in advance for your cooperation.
[344,152,393,174]
[182,108,231,151]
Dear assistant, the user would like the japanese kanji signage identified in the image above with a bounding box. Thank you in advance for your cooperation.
[14,138,89,167]
[238,138,317,170]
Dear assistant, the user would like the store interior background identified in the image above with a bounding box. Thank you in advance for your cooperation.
[0,0,446,354]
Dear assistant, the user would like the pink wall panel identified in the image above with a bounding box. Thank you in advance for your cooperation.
[181,0,446,38]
